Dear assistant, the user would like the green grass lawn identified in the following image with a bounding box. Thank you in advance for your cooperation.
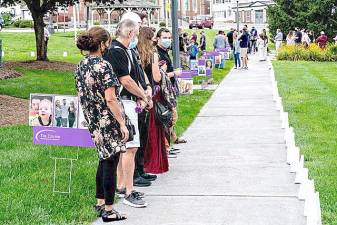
[273,61,337,225]
[0,27,233,224]
[0,32,82,64]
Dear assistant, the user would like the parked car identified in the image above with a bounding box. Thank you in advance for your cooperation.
[0,17,5,31]
[189,15,213,29]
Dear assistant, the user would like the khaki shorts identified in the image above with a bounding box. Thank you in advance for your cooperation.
[122,100,140,149]
[240,48,248,59]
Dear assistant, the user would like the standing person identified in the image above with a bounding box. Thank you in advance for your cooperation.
[104,19,149,208]
[156,28,187,146]
[334,35,337,45]
[75,27,128,222]
[227,28,234,50]
[286,30,296,45]
[121,12,157,187]
[316,31,328,49]
[295,27,302,45]
[189,39,199,60]
[138,27,169,174]
[257,33,267,61]
[200,31,206,51]
[68,101,77,128]
[274,29,283,51]
[238,27,249,69]
[233,31,241,69]
[191,32,197,42]
[213,31,229,50]
[44,24,50,60]
[308,31,315,43]
[250,26,258,53]
[302,29,311,47]
[179,32,189,69]
[60,99,68,127]
[54,100,62,127]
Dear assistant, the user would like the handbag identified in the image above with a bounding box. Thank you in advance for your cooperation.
[155,101,172,127]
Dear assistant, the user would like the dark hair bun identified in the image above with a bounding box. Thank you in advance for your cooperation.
[76,33,97,51]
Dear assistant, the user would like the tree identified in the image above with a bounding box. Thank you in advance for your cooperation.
[267,0,337,39]
[0,0,123,61]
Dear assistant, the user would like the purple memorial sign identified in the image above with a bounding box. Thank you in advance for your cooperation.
[33,126,95,148]
[203,51,220,56]
[206,69,212,76]
[215,48,230,52]
[180,70,193,79]
[198,59,206,66]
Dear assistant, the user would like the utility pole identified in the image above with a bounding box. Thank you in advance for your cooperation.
[171,0,180,68]
[236,0,239,31]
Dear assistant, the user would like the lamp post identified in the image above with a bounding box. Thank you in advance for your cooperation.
[171,0,180,68]
[236,0,239,31]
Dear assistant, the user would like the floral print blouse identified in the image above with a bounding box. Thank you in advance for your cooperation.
[75,56,126,160]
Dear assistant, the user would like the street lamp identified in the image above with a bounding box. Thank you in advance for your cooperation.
[236,0,239,31]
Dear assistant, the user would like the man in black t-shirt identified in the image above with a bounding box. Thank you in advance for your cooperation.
[295,27,302,44]
[104,19,149,208]
[156,28,187,146]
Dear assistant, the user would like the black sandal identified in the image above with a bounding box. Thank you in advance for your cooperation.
[174,138,187,144]
[93,204,105,217]
[102,209,127,222]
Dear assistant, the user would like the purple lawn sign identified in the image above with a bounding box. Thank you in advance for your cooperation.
[206,69,212,77]
[198,59,206,66]
[180,70,194,79]
[204,51,220,57]
[191,70,198,76]
[33,126,95,148]
[215,48,230,52]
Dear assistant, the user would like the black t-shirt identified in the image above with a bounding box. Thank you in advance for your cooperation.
[104,40,140,99]
[157,45,173,73]
[296,31,302,43]
[227,31,234,44]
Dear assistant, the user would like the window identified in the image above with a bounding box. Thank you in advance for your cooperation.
[184,0,189,11]
[246,10,251,22]
[192,0,197,11]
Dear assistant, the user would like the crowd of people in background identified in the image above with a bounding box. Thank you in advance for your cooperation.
[75,12,187,222]
[282,27,337,49]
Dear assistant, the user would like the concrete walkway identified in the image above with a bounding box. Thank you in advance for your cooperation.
[93,55,306,225]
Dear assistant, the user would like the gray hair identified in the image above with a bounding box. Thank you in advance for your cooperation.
[115,19,138,38]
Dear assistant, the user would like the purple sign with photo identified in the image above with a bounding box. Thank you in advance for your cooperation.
[180,70,194,79]
[206,69,212,76]
[33,126,95,148]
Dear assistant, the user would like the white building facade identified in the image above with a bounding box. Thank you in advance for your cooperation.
[211,0,274,29]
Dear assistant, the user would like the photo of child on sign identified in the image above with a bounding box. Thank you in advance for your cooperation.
[29,94,53,127]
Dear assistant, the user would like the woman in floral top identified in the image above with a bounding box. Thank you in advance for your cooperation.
[75,27,128,222]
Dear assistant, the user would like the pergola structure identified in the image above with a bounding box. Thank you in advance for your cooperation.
[90,0,161,31]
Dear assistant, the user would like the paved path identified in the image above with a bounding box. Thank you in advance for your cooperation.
[93,55,306,225]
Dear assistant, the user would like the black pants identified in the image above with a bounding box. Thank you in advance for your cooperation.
[95,153,120,205]
[134,111,149,177]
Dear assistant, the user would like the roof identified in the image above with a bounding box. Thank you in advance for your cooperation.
[91,0,161,10]
[237,0,275,9]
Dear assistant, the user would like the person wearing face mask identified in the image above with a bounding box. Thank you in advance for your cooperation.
[75,27,129,222]
[119,12,157,189]
[103,19,149,208]
[156,28,187,149]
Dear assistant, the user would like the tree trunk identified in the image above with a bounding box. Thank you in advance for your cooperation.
[33,13,48,61]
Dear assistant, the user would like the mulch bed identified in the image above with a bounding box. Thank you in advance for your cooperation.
[0,60,76,126]
[4,60,76,72]
[0,95,29,127]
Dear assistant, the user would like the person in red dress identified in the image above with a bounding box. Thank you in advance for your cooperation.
[137,27,169,174]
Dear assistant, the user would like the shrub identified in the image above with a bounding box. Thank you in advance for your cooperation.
[19,20,33,28]
[159,21,166,27]
[13,20,21,28]
[93,21,100,25]
[1,12,13,26]
[277,43,337,62]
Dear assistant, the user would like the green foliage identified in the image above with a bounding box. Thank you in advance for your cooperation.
[12,19,21,28]
[159,21,166,27]
[1,12,13,26]
[273,60,337,225]
[19,20,33,28]
[267,0,337,38]
[93,21,100,25]
[277,43,337,61]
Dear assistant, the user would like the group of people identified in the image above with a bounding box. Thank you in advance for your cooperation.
[178,31,206,69]
[75,12,187,222]
[283,28,337,49]
[222,25,270,69]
